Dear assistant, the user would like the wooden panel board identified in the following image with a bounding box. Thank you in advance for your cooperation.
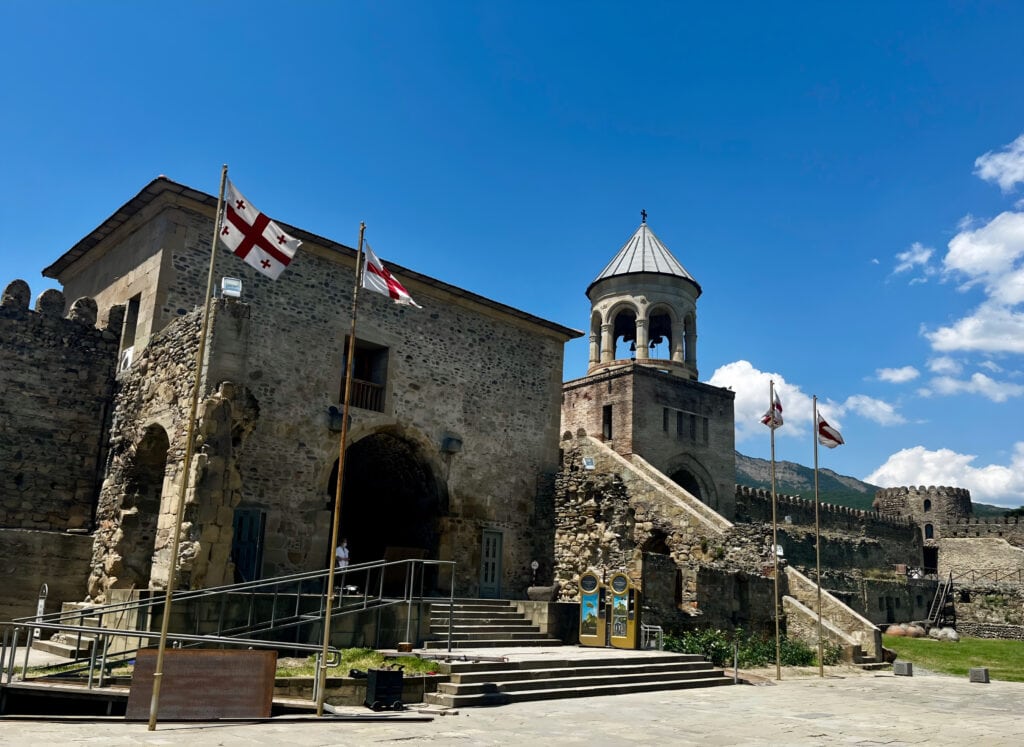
[126,648,277,720]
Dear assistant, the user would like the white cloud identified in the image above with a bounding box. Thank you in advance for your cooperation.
[876,366,919,384]
[943,211,1024,302]
[707,361,903,442]
[837,394,906,426]
[707,360,814,443]
[927,372,1024,403]
[974,133,1024,192]
[925,303,1024,354]
[927,356,962,375]
[865,443,1024,507]
[893,242,935,281]
[979,360,1004,373]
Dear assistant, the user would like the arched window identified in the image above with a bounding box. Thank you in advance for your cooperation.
[924,524,934,540]
[923,499,932,512]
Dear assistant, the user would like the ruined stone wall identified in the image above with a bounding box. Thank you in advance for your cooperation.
[955,585,1024,627]
[88,301,256,601]
[943,517,1024,547]
[554,435,738,630]
[873,486,972,538]
[0,280,119,532]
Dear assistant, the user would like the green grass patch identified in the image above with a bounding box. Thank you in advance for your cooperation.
[276,648,441,677]
[883,635,1024,682]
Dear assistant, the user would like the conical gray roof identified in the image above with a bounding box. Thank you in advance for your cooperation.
[588,223,699,295]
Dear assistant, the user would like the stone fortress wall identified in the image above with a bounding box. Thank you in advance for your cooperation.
[873,485,973,539]
[0,280,121,618]
[737,484,914,534]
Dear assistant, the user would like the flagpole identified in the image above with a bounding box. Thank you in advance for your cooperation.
[316,221,366,717]
[147,164,229,731]
[769,380,781,681]
[813,396,824,678]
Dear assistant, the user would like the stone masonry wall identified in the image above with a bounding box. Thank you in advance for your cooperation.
[873,486,972,538]
[554,434,737,630]
[0,528,94,621]
[561,364,736,517]
[943,517,1024,547]
[1,280,119,532]
[61,191,571,600]
[937,537,1024,580]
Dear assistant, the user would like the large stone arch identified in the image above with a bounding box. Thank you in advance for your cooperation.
[327,427,448,574]
[112,423,171,591]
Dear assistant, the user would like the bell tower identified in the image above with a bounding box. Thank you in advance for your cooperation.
[562,214,735,518]
[586,213,700,380]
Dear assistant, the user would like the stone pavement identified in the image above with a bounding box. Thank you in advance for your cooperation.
[2,661,1022,746]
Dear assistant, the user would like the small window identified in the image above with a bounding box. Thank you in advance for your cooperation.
[663,408,669,432]
[702,417,709,445]
[121,293,142,350]
[676,411,683,436]
[602,405,613,440]
[689,414,697,440]
[924,524,934,540]
[341,338,389,413]
[923,499,932,512]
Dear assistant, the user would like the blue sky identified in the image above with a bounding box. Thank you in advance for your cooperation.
[2,2,1023,506]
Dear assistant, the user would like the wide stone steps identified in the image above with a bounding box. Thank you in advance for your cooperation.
[424,653,732,707]
[424,600,562,649]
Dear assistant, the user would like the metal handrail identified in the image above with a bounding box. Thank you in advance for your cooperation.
[1,557,456,688]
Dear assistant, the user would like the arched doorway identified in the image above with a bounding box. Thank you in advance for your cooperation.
[670,467,703,502]
[115,424,169,590]
[328,432,444,570]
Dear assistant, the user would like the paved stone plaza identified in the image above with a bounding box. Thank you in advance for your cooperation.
[2,666,1021,746]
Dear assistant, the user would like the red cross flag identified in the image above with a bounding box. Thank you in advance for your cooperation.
[219,180,301,280]
[816,413,845,448]
[760,390,783,429]
[362,244,421,307]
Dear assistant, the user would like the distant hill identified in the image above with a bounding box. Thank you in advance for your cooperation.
[734,452,1009,516]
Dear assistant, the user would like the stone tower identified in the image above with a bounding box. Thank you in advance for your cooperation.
[562,217,736,517]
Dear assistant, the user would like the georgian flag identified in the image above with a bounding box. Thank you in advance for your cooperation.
[362,244,421,308]
[761,390,783,429]
[817,413,845,448]
[219,180,301,280]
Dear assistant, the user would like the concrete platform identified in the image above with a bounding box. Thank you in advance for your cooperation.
[1,665,1022,745]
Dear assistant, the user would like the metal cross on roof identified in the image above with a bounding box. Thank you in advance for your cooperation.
[641,209,647,224]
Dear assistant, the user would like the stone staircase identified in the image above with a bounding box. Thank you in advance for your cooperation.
[424,600,562,649]
[425,652,733,707]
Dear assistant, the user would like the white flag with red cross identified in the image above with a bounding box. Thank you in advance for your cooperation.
[362,244,421,308]
[816,413,845,448]
[219,180,301,280]
[761,390,784,429]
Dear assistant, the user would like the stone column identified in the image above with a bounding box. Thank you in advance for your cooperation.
[600,323,614,363]
[635,318,649,360]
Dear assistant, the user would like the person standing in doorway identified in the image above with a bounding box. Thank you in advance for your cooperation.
[335,538,350,569]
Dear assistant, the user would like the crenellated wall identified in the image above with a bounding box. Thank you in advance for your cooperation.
[0,280,120,532]
[736,485,913,533]
[873,485,972,539]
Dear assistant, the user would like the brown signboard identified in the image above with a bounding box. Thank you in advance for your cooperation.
[126,648,277,720]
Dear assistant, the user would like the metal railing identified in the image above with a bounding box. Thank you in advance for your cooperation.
[949,568,1024,586]
[1,557,455,695]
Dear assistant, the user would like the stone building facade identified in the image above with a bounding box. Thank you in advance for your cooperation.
[1,176,580,617]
